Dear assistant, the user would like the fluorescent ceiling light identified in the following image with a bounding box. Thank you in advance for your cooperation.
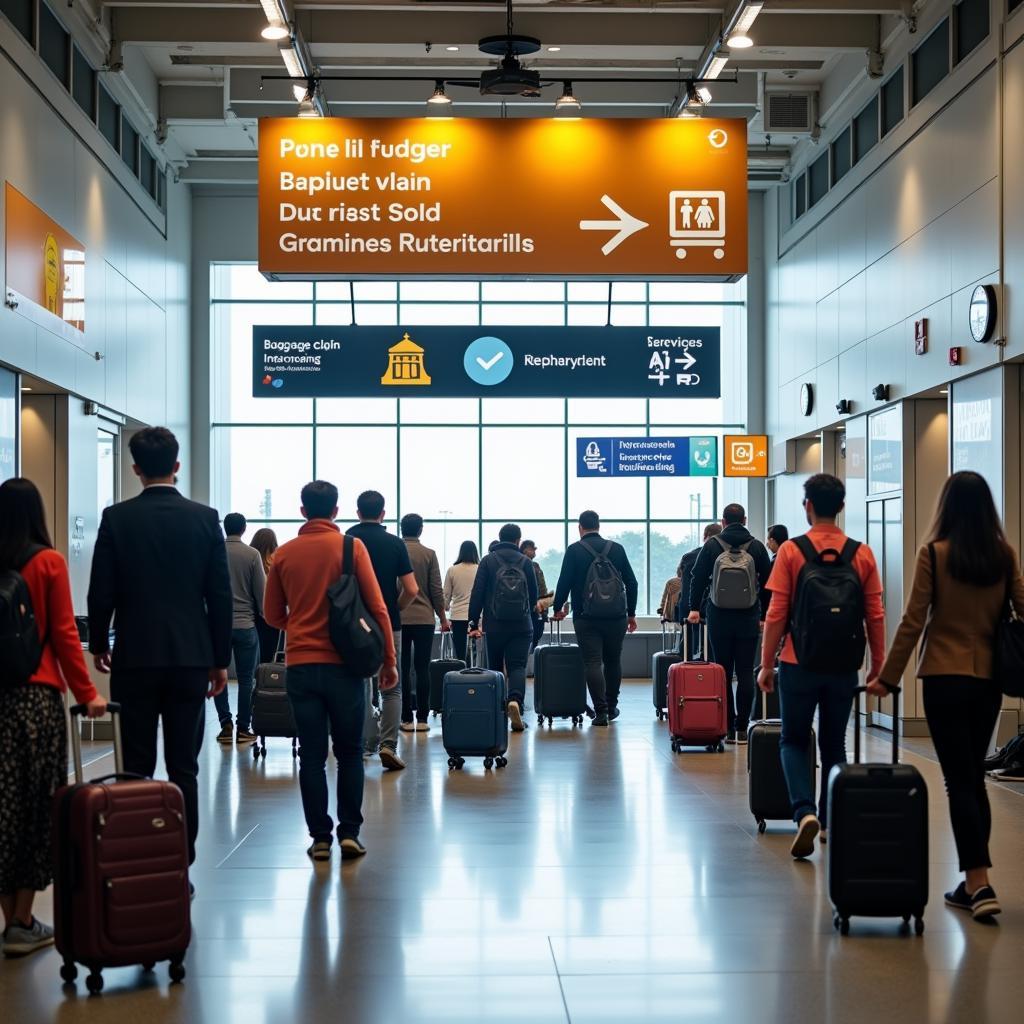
[279,45,304,81]
[261,23,289,41]
[554,81,581,112]
[446,45,459,52]
[706,54,729,79]
[20,386,32,392]
[734,1,764,34]
[547,46,561,52]
[696,85,713,104]
[260,0,290,40]
[427,81,452,106]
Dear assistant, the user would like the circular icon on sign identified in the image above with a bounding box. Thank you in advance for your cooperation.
[464,336,514,387]
[708,129,729,149]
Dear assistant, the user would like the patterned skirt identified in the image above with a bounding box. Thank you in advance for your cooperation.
[0,685,67,892]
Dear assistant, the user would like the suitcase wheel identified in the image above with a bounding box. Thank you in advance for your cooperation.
[670,739,679,753]
[495,756,507,768]
[756,818,767,835]
[142,962,155,973]
[656,709,664,721]
[60,960,77,984]
[86,970,104,994]
[905,913,925,936]
[291,738,299,759]
[537,715,544,727]
[484,757,494,769]
[833,914,850,936]
[447,756,465,770]
[169,959,186,983]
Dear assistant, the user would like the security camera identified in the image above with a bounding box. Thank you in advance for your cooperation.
[835,399,852,415]
[872,384,890,402]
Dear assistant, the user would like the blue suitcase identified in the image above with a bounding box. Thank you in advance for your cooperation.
[442,640,509,770]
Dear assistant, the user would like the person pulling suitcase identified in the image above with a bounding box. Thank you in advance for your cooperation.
[757,473,886,859]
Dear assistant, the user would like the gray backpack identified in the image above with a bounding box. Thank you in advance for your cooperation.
[710,537,758,610]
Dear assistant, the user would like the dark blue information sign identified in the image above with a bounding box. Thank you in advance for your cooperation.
[252,325,720,399]
[576,436,718,477]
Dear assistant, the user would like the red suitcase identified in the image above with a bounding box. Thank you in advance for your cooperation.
[53,703,191,994]
[668,625,728,753]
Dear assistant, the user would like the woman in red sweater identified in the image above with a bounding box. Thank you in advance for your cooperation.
[0,478,106,957]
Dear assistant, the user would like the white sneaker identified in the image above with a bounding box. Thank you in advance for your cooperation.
[3,918,55,957]
[790,814,820,859]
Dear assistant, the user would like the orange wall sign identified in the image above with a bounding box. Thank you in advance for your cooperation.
[723,434,769,478]
[5,183,86,333]
[258,117,748,278]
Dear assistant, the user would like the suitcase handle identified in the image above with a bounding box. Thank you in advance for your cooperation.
[87,772,149,785]
[852,684,901,766]
[440,630,455,660]
[70,702,124,783]
[682,622,708,663]
[661,620,680,653]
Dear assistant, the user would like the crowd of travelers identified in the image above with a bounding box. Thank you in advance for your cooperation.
[0,423,1021,957]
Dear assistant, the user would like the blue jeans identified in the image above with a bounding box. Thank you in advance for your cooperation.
[778,661,858,827]
[214,627,261,731]
[287,663,366,843]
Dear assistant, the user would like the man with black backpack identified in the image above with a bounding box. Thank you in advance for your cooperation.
[552,511,639,727]
[468,523,539,733]
[687,503,772,745]
[757,474,886,859]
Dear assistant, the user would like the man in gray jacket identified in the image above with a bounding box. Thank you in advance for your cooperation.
[215,513,267,745]
[399,513,449,731]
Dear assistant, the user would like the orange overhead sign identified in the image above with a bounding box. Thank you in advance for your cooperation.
[5,182,86,333]
[723,435,769,478]
[258,117,748,279]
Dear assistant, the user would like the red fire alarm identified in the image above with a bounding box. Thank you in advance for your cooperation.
[914,319,928,355]
[949,346,962,366]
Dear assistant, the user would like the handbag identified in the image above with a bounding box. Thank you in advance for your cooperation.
[994,572,1024,698]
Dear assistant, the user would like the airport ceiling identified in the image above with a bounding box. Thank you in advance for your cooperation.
[84,0,926,183]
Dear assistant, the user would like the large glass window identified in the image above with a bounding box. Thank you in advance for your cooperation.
[911,19,949,107]
[954,0,988,64]
[881,66,905,136]
[853,95,879,164]
[210,270,748,613]
[0,0,34,44]
[39,3,70,88]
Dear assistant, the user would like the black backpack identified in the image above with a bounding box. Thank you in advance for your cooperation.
[327,535,386,678]
[581,541,628,619]
[0,546,46,688]
[789,535,866,673]
[489,549,531,622]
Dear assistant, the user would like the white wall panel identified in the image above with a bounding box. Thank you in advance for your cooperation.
[904,296,951,395]
[835,188,867,289]
[815,214,839,301]
[816,290,839,366]
[1006,43,1024,359]
[866,326,905,403]
[948,181,999,293]
[838,342,866,412]
[838,272,867,353]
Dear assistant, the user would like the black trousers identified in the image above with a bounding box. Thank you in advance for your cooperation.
[401,624,435,722]
[707,624,758,734]
[450,620,469,662]
[922,676,1003,872]
[110,668,207,865]
[485,627,531,707]
[574,617,626,715]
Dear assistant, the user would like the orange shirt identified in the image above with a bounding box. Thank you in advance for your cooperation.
[264,519,396,669]
[763,525,886,672]
[21,548,98,703]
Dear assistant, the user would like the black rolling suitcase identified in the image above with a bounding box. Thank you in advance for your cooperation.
[747,690,816,834]
[652,622,682,721]
[442,638,509,770]
[828,686,928,936]
[533,620,588,727]
[429,632,465,717]
[251,636,299,760]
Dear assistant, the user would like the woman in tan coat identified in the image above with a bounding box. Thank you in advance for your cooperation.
[872,471,1024,922]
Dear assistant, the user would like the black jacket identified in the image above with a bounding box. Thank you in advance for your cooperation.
[553,533,639,620]
[687,524,772,625]
[88,487,233,670]
[676,546,703,624]
[468,542,539,634]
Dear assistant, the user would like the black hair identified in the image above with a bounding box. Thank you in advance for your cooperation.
[499,523,522,545]
[929,471,1013,587]
[455,540,479,565]
[0,478,54,571]
[519,539,536,553]
[579,510,600,531]
[401,513,424,538]
[722,503,746,525]
[803,474,845,519]
[357,490,385,520]
[223,513,246,537]
[768,524,789,545]
[129,427,179,479]
[301,480,339,521]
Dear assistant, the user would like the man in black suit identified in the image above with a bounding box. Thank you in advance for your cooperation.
[676,523,723,657]
[88,427,232,870]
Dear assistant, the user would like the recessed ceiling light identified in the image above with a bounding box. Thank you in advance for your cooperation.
[261,24,289,41]
[20,386,32,392]
[177,45,194,52]
[547,46,561,53]
[446,45,460,52]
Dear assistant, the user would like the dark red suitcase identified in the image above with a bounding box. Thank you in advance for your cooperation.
[53,703,191,993]
[668,625,728,753]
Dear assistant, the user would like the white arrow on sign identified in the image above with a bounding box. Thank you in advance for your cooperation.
[678,351,697,371]
[579,195,649,256]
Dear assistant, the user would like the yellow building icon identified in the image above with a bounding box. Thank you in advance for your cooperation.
[381,332,432,386]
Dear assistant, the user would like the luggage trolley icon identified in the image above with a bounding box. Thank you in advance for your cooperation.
[668,191,726,261]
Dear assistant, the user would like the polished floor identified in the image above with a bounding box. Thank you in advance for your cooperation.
[3,680,1024,1023]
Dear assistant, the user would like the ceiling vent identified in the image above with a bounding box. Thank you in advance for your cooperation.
[764,91,817,134]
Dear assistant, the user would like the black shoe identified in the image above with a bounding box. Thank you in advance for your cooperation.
[969,885,1002,920]
[307,840,332,862]
[608,707,621,722]
[216,721,234,744]
[988,761,1024,782]
[735,729,748,745]
[339,837,367,860]
[725,730,738,745]
[593,713,609,727]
